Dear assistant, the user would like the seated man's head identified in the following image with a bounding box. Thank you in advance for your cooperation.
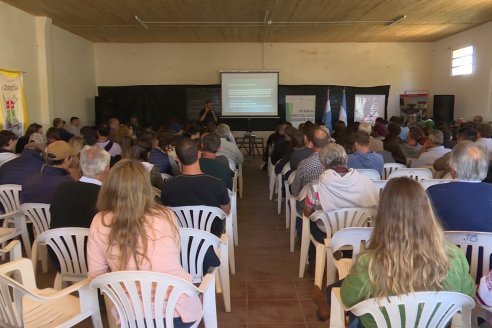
[0,130,18,151]
[407,127,423,145]
[45,141,77,169]
[358,122,372,136]
[176,138,200,166]
[52,118,64,128]
[319,143,348,170]
[477,123,492,139]
[353,131,370,153]
[387,122,401,137]
[201,134,220,155]
[80,145,110,181]
[306,126,330,151]
[216,124,231,139]
[449,141,488,181]
[426,130,444,147]
[457,127,477,143]
[96,123,110,138]
[473,115,484,124]
[70,117,80,127]
[108,118,120,129]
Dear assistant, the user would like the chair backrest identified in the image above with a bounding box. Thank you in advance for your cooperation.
[445,231,492,284]
[355,169,381,180]
[179,228,225,284]
[90,271,201,328]
[19,203,50,238]
[350,291,475,328]
[313,208,375,237]
[387,167,433,181]
[281,162,291,175]
[160,173,172,181]
[382,163,407,179]
[372,180,387,195]
[0,258,40,328]
[33,228,89,280]
[0,184,22,214]
[419,179,453,190]
[170,206,227,233]
[151,186,161,200]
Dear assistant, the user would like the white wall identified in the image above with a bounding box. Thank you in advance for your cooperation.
[51,25,96,125]
[0,2,42,124]
[0,1,96,128]
[433,22,492,121]
[95,42,434,118]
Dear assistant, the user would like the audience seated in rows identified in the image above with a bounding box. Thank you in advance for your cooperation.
[347,132,384,175]
[0,130,18,167]
[15,122,42,154]
[476,123,492,159]
[400,126,423,159]
[21,140,76,204]
[199,134,233,190]
[433,127,477,176]
[289,127,314,170]
[358,122,383,153]
[428,141,492,232]
[87,159,202,328]
[410,129,451,168]
[216,123,243,166]
[340,177,475,327]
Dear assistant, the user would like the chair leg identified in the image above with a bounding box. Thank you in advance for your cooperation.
[238,165,243,199]
[285,194,290,229]
[40,244,49,273]
[314,244,326,289]
[54,272,63,290]
[20,226,32,259]
[202,275,218,328]
[218,258,231,312]
[289,201,297,253]
[277,174,282,214]
[299,216,310,278]
[215,271,222,294]
[228,234,236,274]
[104,294,118,328]
[330,288,346,328]
[326,249,337,287]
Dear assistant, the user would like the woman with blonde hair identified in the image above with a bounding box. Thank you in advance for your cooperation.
[87,159,201,327]
[341,177,474,327]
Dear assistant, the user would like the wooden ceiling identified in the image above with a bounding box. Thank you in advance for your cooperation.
[4,0,492,42]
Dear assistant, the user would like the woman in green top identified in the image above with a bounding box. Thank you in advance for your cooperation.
[341,177,475,328]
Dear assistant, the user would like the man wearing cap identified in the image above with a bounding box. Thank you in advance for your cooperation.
[21,140,76,204]
[0,132,46,185]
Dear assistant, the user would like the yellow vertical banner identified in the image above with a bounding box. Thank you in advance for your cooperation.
[0,69,29,136]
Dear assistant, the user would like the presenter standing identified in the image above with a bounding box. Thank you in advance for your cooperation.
[199,100,219,126]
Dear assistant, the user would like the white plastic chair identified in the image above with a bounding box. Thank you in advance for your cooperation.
[90,270,217,328]
[0,258,102,328]
[301,208,375,283]
[420,178,453,189]
[160,173,172,181]
[372,179,387,195]
[290,180,315,255]
[0,184,31,257]
[387,167,433,181]
[179,228,230,313]
[32,227,89,290]
[268,157,277,200]
[355,169,381,180]
[330,289,474,328]
[20,203,51,273]
[284,170,296,230]
[326,227,373,284]
[228,189,238,246]
[0,239,22,261]
[276,163,291,214]
[382,162,407,179]
[238,163,243,199]
[171,206,235,274]
[446,231,492,326]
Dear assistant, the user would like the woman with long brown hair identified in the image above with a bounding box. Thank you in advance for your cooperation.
[87,159,201,327]
[341,177,475,327]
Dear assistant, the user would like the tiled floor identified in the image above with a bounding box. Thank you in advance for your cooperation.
[35,156,325,327]
[214,157,326,328]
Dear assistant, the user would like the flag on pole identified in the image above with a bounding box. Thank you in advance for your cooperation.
[322,89,332,132]
[339,89,347,125]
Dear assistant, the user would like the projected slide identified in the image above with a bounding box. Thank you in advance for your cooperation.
[354,94,386,123]
[221,72,278,117]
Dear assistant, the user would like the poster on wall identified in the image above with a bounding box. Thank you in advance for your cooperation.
[285,95,316,128]
[400,93,429,122]
[0,69,28,137]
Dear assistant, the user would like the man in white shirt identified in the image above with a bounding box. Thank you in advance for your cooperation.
[216,123,243,167]
[68,117,81,136]
[96,123,122,158]
[411,129,451,168]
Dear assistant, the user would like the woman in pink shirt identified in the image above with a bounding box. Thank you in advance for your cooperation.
[87,159,201,327]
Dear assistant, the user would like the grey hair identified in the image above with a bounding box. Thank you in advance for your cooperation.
[449,141,489,181]
[428,130,444,146]
[216,124,231,138]
[319,143,348,169]
[80,145,110,178]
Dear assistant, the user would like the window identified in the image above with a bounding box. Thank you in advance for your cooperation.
[451,46,474,76]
